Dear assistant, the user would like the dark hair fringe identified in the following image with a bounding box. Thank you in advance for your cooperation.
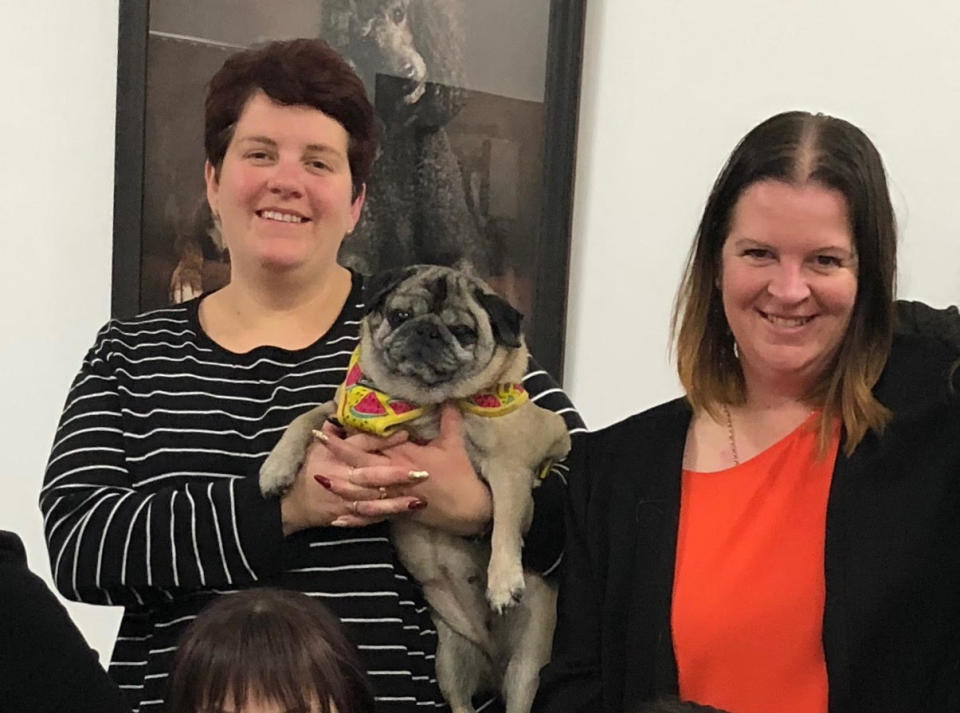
[165,588,375,713]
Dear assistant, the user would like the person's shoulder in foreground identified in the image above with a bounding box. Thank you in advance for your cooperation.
[0,530,130,713]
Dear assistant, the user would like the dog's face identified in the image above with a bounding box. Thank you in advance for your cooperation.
[359,265,524,402]
[352,0,427,105]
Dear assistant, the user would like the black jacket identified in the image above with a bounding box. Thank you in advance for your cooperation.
[0,531,130,713]
[536,305,960,713]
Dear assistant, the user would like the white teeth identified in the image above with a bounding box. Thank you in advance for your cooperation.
[261,210,305,223]
[765,314,812,327]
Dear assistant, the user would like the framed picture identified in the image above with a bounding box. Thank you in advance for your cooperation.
[112,0,585,379]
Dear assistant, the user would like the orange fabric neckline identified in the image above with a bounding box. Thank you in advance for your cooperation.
[673,409,839,713]
[688,409,823,476]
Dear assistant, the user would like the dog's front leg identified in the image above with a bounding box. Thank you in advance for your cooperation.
[259,402,337,496]
[482,460,535,613]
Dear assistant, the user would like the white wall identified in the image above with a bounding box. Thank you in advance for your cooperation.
[565,0,960,428]
[0,1,123,664]
[2,0,959,664]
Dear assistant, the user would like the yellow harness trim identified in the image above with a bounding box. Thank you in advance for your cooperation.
[336,347,529,437]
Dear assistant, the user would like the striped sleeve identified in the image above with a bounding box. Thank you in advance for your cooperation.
[523,356,586,435]
[521,356,584,575]
[39,325,283,606]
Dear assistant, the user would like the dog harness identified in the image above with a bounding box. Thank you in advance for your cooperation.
[336,347,529,437]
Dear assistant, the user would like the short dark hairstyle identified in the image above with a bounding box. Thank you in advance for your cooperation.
[204,38,379,199]
[673,111,897,454]
[165,588,375,713]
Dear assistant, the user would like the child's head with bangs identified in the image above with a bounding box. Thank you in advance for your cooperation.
[165,588,375,713]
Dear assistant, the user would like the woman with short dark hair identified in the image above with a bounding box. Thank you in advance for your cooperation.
[41,38,581,713]
[536,111,960,713]
[203,38,379,203]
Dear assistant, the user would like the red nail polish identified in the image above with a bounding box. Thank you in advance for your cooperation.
[314,475,332,489]
[408,499,428,510]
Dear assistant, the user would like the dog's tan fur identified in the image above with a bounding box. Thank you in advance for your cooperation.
[260,266,569,713]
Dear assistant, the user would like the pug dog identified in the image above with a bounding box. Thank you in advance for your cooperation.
[259,264,571,713]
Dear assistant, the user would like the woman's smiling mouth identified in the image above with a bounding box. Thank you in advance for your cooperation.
[758,309,815,328]
[257,209,309,224]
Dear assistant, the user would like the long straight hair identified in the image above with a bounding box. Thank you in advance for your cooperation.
[673,111,897,454]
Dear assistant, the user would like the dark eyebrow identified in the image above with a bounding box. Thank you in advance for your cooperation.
[239,137,337,151]
[234,136,344,162]
[304,144,346,161]
[216,706,310,713]
[731,237,854,254]
[814,244,856,255]
[236,135,276,147]
[729,237,770,248]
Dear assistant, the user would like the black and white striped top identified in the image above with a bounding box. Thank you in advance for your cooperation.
[40,275,584,713]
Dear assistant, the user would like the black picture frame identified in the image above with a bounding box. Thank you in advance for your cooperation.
[112,0,585,380]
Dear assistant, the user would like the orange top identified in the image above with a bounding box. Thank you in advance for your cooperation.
[673,413,838,713]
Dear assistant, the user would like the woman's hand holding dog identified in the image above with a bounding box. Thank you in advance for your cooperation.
[376,403,493,537]
[285,404,492,536]
[279,424,428,535]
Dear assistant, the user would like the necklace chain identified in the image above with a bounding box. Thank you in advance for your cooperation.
[722,403,740,466]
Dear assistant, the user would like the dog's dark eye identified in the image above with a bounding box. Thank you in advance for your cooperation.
[450,325,477,346]
[392,6,405,23]
[387,309,411,328]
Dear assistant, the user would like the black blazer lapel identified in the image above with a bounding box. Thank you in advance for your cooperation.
[621,399,690,706]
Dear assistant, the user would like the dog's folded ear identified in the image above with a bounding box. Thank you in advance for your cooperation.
[475,290,523,348]
[363,266,417,315]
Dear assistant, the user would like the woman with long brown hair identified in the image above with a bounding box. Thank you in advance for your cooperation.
[536,111,960,713]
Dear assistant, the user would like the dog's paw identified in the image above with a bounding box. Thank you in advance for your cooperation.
[258,449,300,497]
[486,560,525,614]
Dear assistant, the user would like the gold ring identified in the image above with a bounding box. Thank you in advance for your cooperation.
[378,486,388,500]
[352,500,360,514]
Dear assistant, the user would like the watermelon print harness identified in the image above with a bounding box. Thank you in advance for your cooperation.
[336,347,529,437]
